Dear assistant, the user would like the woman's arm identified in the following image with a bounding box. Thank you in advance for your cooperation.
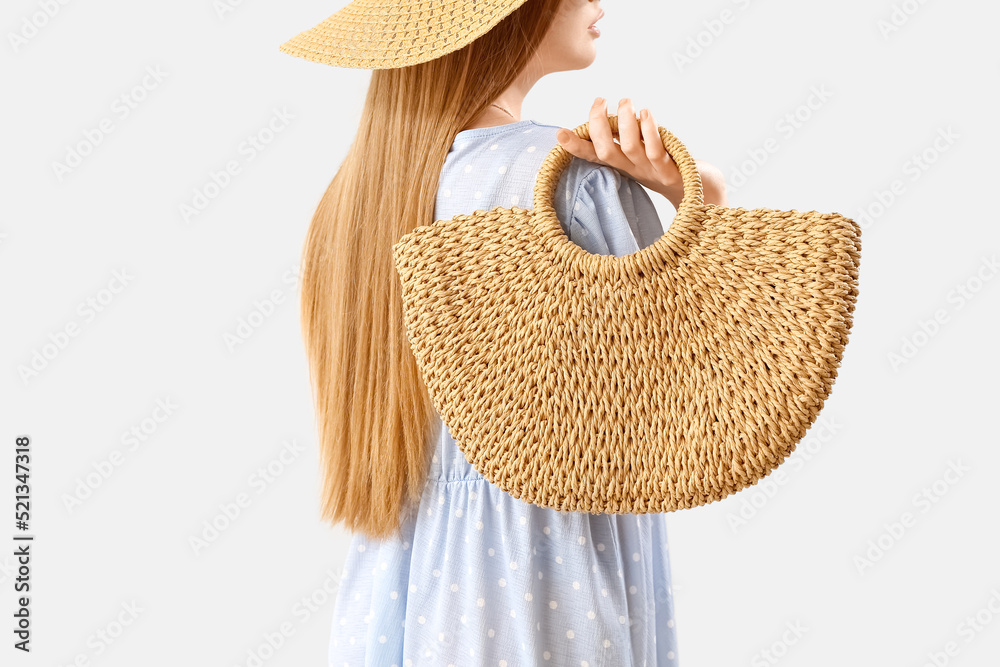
[655,158,729,209]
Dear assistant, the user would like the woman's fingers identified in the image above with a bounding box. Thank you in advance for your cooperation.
[555,127,599,162]
[616,98,642,167]
[555,98,683,200]
[588,98,628,171]
[640,107,674,172]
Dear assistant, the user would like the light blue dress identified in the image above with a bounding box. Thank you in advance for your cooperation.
[328,119,679,666]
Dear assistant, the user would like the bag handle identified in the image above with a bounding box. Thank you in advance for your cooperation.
[531,115,706,279]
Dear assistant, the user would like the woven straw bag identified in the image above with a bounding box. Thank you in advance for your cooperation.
[392,115,862,514]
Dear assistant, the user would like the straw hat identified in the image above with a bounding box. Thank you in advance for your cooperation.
[279,0,536,70]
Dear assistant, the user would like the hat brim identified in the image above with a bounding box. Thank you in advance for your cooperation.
[279,0,534,70]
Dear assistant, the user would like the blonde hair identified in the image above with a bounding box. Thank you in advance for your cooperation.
[299,0,564,540]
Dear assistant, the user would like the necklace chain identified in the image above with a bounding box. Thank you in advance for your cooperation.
[490,103,517,121]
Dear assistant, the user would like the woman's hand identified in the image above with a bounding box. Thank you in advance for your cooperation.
[555,97,728,208]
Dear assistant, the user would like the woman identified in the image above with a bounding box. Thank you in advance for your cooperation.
[280,0,728,664]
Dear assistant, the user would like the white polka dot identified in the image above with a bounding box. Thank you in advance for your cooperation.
[498,578,507,587]
[390,591,398,599]
[667,619,674,628]
[510,560,518,570]
[488,628,495,638]
[456,508,463,517]
[378,635,387,643]
[477,521,484,530]
[667,651,675,660]
[470,491,477,500]
[464,164,472,173]
[488,548,495,556]
[477,597,485,607]
[567,630,575,639]
[498,165,507,174]
[555,556,563,564]
[524,592,533,601]
[629,585,637,594]
[544,652,551,660]
[499,660,506,667]
[357,544,366,552]
[439,633,445,641]
[474,191,482,199]
[603,639,611,648]
[418,616,426,624]
[619,616,626,624]
[511,195,520,205]
[597,543,605,551]
[587,610,596,619]
[450,583,459,592]
[574,201,581,211]
[633,552,640,561]
[490,144,499,150]
[433,569,441,577]
[578,536,586,545]
[527,146,536,153]
[510,609,516,618]
[402,541,410,550]
[519,516,527,525]
[438,495,445,505]
[410,584,417,593]
[460,615,467,624]
[543,526,551,535]
[443,189,451,198]
[573,581,580,589]
[549,600,558,609]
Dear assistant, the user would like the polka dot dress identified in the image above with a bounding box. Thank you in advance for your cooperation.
[328,120,679,667]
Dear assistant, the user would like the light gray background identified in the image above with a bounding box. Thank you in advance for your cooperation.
[2,0,998,665]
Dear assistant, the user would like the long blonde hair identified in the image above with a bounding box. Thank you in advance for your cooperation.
[299,0,564,540]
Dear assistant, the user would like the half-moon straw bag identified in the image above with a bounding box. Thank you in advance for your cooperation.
[392,115,862,514]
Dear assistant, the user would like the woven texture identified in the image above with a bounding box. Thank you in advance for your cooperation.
[392,116,862,514]
[279,0,532,70]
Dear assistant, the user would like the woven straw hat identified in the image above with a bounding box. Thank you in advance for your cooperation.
[279,0,535,70]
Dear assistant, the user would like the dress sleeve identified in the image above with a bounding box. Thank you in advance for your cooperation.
[554,161,665,258]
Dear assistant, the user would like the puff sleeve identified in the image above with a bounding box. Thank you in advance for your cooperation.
[554,161,665,257]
